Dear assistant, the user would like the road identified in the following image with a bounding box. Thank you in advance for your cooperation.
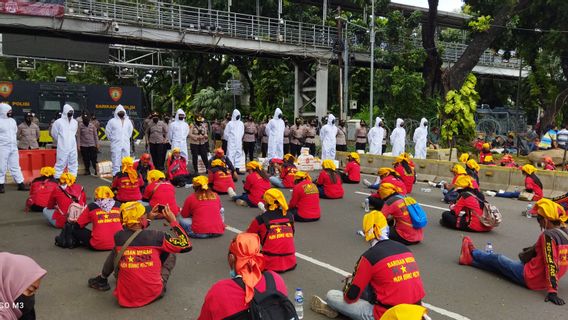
[1,170,566,320]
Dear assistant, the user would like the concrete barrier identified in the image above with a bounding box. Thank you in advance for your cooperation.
[552,170,568,197]
[413,159,438,182]
[508,169,525,192]
[478,165,511,191]
[536,169,557,198]
[434,161,454,184]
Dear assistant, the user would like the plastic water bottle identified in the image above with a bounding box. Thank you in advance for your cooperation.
[485,242,494,254]
[294,288,304,319]
[525,202,534,218]
[421,188,432,193]
[356,230,365,237]
[364,198,370,213]
[220,207,225,222]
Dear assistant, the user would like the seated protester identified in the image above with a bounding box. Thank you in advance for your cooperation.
[166,147,193,187]
[466,159,481,187]
[393,153,416,194]
[198,233,289,320]
[288,171,320,222]
[442,164,469,204]
[378,183,423,245]
[459,153,470,164]
[340,152,361,184]
[134,153,155,192]
[209,148,238,178]
[500,154,518,168]
[316,160,344,199]
[544,157,556,171]
[142,170,180,215]
[440,175,493,232]
[459,198,568,306]
[311,210,425,319]
[269,153,297,188]
[496,164,544,201]
[72,186,122,251]
[229,161,271,209]
[43,173,86,228]
[246,189,296,273]
[364,168,407,194]
[482,155,496,166]
[479,143,492,163]
[179,176,224,238]
[111,157,144,202]
[0,252,47,320]
[26,166,58,212]
[208,159,236,194]
[88,202,192,307]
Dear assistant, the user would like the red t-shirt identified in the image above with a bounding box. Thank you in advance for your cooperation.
[345,240,425,319]
[29,178,58,208]
[288,179,320,220]
[112,222,191,307]
[451,192,493,232]
[345,161,361,182]
[280,164,297,188]
[142,181,180,214]
[167,157,190,179]
[370,175,407,200]
[247,210,296,272]
[208,168,235,193]
[180,192,224,235]
[112,173,144,202]
[316,170,344,199]
[243,172,271,206]
[198,271,288,320]
[394,164,415,194]
[47,184,87,228]
[525,175,544,201]
[382,196,423,243]
[524,228,568,293]
[76,203,123,250]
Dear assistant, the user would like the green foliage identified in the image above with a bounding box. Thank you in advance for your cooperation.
[468,15,493,32]
[441,74,479,146]
[190,87,233,119]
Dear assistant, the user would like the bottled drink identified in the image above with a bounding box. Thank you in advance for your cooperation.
[485,242,494,254]
[526,202,534,218]
[421,188,432,193]
[356,230,365,237]
[364,198,370,213]
[294,288,304,319]
[220,207,225,222]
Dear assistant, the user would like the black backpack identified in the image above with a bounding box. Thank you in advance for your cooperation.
[226,272,299,320]
[55,222,78,249]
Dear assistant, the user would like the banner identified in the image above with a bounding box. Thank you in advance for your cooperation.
[0,0,65,18]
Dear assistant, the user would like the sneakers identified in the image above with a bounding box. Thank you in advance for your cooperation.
[257,202,266,212]
[88,275,110,291]
[236,199,248,207]
[484,191,497,197]
[17,183,29,191]
[227,187,237,198]
[459,236,475,266]
[363,179,372,187]
[310,295,338,318]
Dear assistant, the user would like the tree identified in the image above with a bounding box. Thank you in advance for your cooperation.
[421,0,443,98]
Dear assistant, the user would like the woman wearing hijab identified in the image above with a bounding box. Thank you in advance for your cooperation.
[72,186,122,250]
[441,164,470,204]
[247,189,297,273]
[288,171,321,222]
[459,198,568,305]
[393,153,416,194]
[229,161,271,209]
[379,183,424,245]
[340,152,361,184]
[208,159,236,194]
[26,166,58,212]
[316,160,344,199]
[43,173,86,228]
[466,159,481,186]
[0,252,47,320]
[142,170,180,215]
[198,233,289,319]
[269,153,298,189]
[440,175,493,232]
[166,147,193,187]
[364,167,407,193]
[111,157,144,202]
[179,176,224,238]
[496,164,544,201]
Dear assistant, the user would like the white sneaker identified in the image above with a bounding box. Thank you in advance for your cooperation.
[227,187,237,198]
[257,202,266,212]
[236,199,247,207]
[485,191,497,197]
[363,179,372,187]
[310,295,338,318]
[428,181,437,187]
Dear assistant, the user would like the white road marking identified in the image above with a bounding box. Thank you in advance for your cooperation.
[354,191,448,211]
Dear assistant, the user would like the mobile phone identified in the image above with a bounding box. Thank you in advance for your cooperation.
[156,205,165,213]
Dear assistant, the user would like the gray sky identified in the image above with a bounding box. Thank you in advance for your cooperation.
[393,0,464,13]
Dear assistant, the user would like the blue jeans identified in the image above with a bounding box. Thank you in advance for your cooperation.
[269,176,285,188]
[42,208,57,227]
[471,249,526,286]
[177,215,224,239]
[317,185,330,199]
[233,193,257,207]
[325,289,374,320]
[496,191,520,198]
[368,183,379,190]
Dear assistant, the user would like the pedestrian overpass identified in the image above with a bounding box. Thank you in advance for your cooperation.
[0,0,527,119]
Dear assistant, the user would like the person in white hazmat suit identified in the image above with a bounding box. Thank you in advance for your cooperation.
[390,118,406,157]
[265,108,285,160]
[168,109,190,160]
[320,114,338,160]
[51,104,79,178]
[367,117,385,155]
[413,118,428,159]
[0,103,28,193]
[225,109,245,171]
[105,105,133,175]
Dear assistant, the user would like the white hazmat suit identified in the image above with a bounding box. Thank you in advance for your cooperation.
[367,117,385,155]
[0,103,25,185]
[390,118,406,157]
[320,114,338,160]
[265,108,285,160]
[225,109,245,169]
[105,105,133,175]
[168,109,190,159]
[413,118,428,159]
[51,104,78,178]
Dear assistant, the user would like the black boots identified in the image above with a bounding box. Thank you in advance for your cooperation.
[17,183,29,191]
[0,184,4,193]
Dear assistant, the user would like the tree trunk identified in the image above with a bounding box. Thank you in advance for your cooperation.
[191,55,203,95]
[422,0,443,98]
[233,57,256,108]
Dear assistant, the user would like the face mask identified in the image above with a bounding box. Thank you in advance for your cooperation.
[152,117,159,123]
[400,122,404,127]
[278,114,282,119]
[424,122,428,127]
[26,118,32,124]
[236,115,240,121]
[14,294,35,319]
[117,112,125,118]
[83,119,89,126]
[331,119,335,125]
[179,116,185,121]
[379,122,383,127]
[67,111,74,118]
[296,121,300,125]
[229,268,237,278]
[7,111,13,118]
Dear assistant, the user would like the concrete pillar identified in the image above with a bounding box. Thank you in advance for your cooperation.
[315,60,329,120]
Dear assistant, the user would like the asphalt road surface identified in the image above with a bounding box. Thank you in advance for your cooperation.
[1,171,567,320]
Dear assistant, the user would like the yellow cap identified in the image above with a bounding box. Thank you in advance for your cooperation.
[534,198,567,224]
[94,186,114,199]
[121,202,146,225]
[521,164,536,175]
[362,210,388,242]
[349,152,360,164]
[147,170,165,183]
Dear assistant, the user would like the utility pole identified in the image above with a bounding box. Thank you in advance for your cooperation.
[369,0,375,127]
[336,7,344,119]
[343,25,349,120]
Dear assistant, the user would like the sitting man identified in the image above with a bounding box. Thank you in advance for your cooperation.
[269,154,297,188]
[209,148,238,177]
[111,157,144,202]
[134,153,155,192]
[339,152,361,184]
[26,166,58,212]
[179,176,224,238]
[142,170,180,216]
[459,198,568,306]
[166,147,193,187]
[288,171,320,222]
[208,159,236,194]
[88,202,192,307]
[311,210,426,319]
[198,233,290,319]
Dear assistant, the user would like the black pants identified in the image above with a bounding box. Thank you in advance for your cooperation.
[243,141,255,161]
[341,172,359,184]
[80,146,98,174]
[440,211,470,231]
[261,142,268,158]
[305,143,315,156]
[222,139,228,154]
[284,143,290,155]
[290,143,302,156]
[150,143,167,171]
[389,225,419,246]
[336,144,347,152]
[72,227,92,249]
[190,143,209,173]
[290,208,319,222]
[355,143,366,151]
[171,174,193,187]
[382,145,387,154]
